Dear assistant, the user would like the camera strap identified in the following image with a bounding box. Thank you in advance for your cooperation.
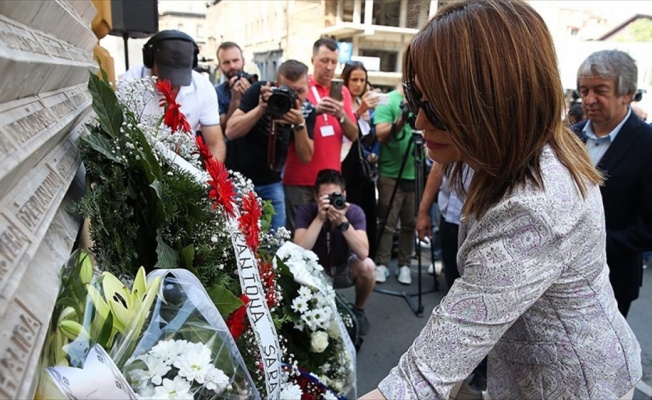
[267,120,277,170]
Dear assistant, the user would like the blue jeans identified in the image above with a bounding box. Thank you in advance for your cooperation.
[254,181,286,232]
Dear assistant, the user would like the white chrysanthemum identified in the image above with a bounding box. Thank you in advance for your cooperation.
[173,342,213,384]
[323,390,338,400]
[291,296,309,313]
[135,383,156,399]
[150,339,186,365]
[312,306,332,330]
[280,381,303,400]
[152,376,193,399]
[142,355,172,385]
[297,286,313,299]
[301,309,319,331]
[204,364,230,393]
[293,318,305,331]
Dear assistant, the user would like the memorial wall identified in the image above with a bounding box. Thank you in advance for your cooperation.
[0,1,99,397]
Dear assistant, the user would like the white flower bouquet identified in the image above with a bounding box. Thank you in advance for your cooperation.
[39,256,258,399]
[112,269,258,399]
[273,243,357,399]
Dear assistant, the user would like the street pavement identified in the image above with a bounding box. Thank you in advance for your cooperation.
[338,248,652,399]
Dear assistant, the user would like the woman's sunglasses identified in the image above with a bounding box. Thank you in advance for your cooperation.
[402,81,447,131]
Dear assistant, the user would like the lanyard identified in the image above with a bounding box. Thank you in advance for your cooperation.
[312,86,329,122]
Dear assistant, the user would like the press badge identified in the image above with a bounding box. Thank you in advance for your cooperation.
[320,125,335,137]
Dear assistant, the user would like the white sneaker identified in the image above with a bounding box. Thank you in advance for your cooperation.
[397,265,412,285]
[375,265,389,283]
[427,261,443,275]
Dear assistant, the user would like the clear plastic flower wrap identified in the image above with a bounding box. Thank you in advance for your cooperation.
[110,269,259,399]
[40,258,259,400]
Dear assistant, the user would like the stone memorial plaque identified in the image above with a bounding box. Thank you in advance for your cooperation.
[0,88,90,195]
[0,15,96,103]
[0,1,97,397]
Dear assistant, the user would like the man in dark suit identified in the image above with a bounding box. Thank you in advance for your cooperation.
[572,49,652,317]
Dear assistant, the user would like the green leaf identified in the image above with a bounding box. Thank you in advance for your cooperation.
[132,127,162,182]
[260,200,275,233]
[154,230,179,269]
[87,72,123,138]
[97,60,109,84]
[81,133,122,163]
[180,244,195,269]
[97,312,114,349]
[207,284,243,317]
[148,180,167,224]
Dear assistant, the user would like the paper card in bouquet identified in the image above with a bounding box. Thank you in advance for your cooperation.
[47,344,137,400]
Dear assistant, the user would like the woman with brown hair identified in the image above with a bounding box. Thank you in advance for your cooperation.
[340,61,380,258]
[362,0,641,398]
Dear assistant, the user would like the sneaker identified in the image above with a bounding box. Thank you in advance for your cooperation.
[428,260,443,275]
[375,265,389,283]
[354,308,370,335]
[415,237,431,249]
[396,265,412,285]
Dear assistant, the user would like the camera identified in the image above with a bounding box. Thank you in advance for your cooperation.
[267,85,298,117]
[401,102,417,129]
[234,70,258,85]
[328,192,347,210]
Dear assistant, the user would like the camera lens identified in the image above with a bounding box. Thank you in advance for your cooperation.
[328,193,346,210]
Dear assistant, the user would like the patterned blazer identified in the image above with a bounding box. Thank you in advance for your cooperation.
[378,146,641,399]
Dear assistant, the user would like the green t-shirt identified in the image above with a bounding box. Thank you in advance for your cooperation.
[373,90,415,180]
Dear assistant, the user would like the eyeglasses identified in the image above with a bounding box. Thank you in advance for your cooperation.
[402,81,447,131]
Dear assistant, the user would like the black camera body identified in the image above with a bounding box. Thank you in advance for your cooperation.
[328,192,347,210]
[234,70,258,85]
[267,85,298,117]
[401,102,417,128]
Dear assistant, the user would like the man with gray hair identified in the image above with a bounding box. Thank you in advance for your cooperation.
[571,49,652,317]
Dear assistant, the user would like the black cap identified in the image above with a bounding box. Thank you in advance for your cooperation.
[154,39,195,87]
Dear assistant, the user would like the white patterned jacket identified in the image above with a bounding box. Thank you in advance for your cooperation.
[378,146,641,399]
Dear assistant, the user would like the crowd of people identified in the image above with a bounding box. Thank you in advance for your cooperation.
[122,0,651,396]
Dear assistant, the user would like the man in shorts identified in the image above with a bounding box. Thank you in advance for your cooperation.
[293,169,376,334]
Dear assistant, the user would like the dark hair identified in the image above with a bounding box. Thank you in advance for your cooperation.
[341,61,369,96]
[314,169,346,193]
[313,37,338,56]
[569,104,584,119]
[216,41,242,60]
[277,59,309,82]
[404,0,602,218]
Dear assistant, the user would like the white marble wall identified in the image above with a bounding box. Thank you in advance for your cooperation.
[0,1,97,397]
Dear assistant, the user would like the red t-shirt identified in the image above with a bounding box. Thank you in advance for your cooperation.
[282,76,356,186]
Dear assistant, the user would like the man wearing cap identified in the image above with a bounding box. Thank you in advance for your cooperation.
[122,30,225,161]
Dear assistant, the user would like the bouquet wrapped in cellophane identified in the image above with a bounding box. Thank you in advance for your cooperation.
[274,242,357,400]
[38,250,257,399]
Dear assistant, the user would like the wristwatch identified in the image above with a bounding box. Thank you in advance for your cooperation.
[338,114,346,124]
[293,121,305,132]
[337,221,350,232]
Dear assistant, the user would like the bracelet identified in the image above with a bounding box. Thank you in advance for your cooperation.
[339,114,346,124]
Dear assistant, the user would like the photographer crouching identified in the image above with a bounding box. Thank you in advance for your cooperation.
[293,169,376,335]
[225,60,316,232]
